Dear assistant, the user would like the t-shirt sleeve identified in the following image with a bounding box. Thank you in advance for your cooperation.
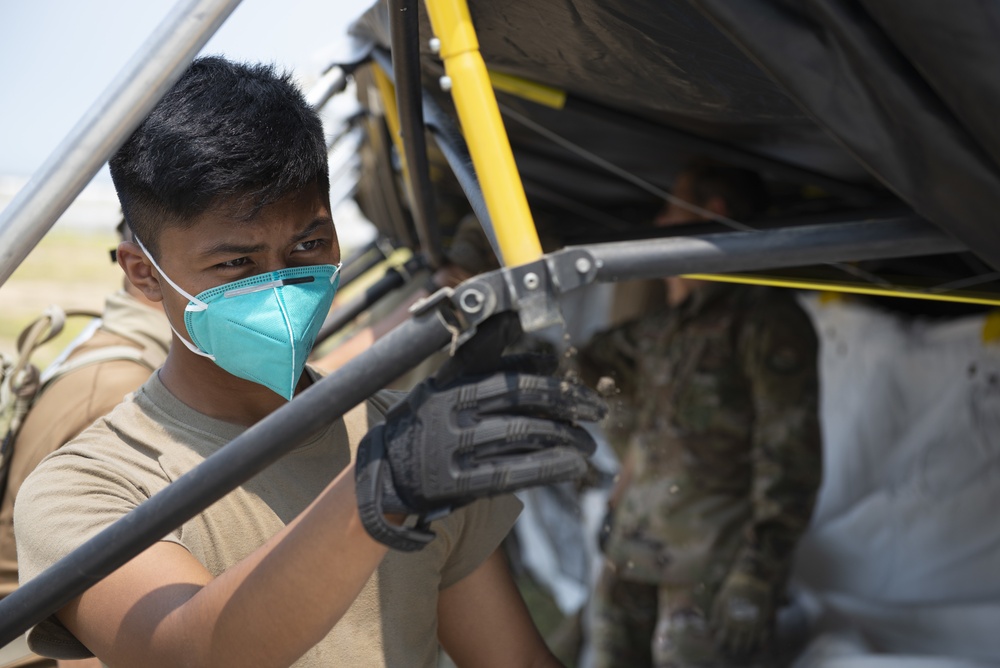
[14,433,153,659]
[437,494,522,590]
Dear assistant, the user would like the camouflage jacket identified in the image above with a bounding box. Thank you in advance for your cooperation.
[580,283,822,592]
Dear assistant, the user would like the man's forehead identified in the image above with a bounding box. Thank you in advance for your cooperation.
[161,199,333,255]
[214,184,329,222]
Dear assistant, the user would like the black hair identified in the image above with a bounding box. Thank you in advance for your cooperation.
[110,56,329,258]
[683,159,769,221]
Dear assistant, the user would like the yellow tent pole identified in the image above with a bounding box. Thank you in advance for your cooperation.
[685,273,1000,307]
[371,65,411,191]
[488,70,566,110]
[424,0,543,266]
[371,67,402,153]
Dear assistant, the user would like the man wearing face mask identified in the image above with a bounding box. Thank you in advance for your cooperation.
[14,57,604,668]
[581,162,822,667]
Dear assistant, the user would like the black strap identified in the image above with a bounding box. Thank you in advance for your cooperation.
[355,424,435,552]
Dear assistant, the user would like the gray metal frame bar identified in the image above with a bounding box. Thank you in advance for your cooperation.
[304,66,347,111]
[0,0,244,288]
[576,218,964,284]
[370,48,502,264]
[0,305,455,647]
[389,0,444,267]
[0,215,968,645]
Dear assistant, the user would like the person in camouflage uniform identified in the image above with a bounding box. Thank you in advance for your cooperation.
[582,162,822,667]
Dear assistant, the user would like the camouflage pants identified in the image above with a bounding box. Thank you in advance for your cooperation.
[590,565,764,668]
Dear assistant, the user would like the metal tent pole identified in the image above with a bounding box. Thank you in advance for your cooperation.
[370,47,501,264]
[556,218,964,286]
[389,0,444,267]
[0,307,456,646]
[0,215,966,644]
[314,255,427,346]
[424,0,544,267]
[0,0,244,288]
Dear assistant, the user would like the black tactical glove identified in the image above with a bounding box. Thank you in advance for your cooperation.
[356,313,607,551]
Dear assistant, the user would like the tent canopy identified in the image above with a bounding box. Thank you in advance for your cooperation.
[349,0,1000,302]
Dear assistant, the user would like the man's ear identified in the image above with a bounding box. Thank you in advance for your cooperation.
[117,241,164,303]
[703,195,730,219]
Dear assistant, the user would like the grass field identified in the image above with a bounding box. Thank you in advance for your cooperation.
[0,230,122,368]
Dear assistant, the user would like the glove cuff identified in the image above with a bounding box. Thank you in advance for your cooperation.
[356,424,436,552]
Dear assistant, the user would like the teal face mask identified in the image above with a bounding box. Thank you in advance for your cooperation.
[137,238,340,400]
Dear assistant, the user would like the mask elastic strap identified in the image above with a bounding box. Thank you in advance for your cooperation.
[168,325,216,361]
[133,235,216,361]
[133,236,208,312]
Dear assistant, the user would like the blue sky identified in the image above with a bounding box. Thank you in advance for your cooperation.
[0,0,374,180]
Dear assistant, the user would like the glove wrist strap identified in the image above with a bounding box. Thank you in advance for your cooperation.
[356,425,436,552]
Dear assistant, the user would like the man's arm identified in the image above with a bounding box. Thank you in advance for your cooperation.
[738,294,823,579]
[30,312,602,667]
[438,549,561,668]
[54,465,388,668]
[58,659,102,668]
[710,293,823,657]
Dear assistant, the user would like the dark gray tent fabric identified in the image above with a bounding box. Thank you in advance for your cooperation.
[862,2,1000,178]
[690,0,1000,270]
[352,0,877,193]
[352,0,1000,268]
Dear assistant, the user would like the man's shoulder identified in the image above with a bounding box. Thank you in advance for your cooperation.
[15,398,169,556]
[31,345,153,422]
[21,374,227,504]
[25,390,164,481]
[70,327,141,356]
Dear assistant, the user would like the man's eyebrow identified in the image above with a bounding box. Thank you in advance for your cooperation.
[197,240,267,258]
[291,216,333,243]
[196,218,333,258]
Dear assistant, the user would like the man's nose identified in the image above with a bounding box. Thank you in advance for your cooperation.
[260,254,292,274]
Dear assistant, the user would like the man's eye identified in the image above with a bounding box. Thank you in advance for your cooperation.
[219,257,251,268]
[294,239,324,252]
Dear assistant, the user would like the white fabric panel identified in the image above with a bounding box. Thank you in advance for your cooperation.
[793,296,1000,665]
[793,627,995,668]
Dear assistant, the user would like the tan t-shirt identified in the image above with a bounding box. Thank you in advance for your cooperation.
[0,291,169,602]
[15,371,521,666]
